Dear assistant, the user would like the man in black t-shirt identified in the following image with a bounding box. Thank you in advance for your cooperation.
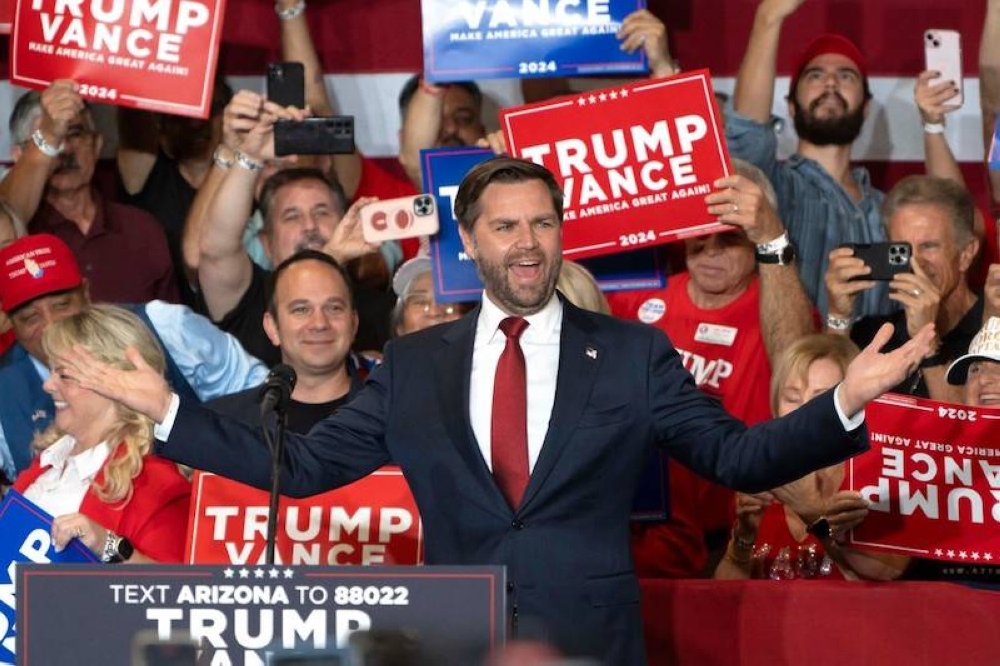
[207,250,376,433]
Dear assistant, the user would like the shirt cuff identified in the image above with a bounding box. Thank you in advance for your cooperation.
[153,393,180,441]
[834,384,865,431]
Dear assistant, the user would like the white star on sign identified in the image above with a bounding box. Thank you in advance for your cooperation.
[223,568,235,579]
[934,549,944,557]
[620,89,629,98]
[947,550,956,558]
[284,568,295,579]
[577,97,587,106]
[609,91,618,100]
[254,569,265,579]
[985,553,994,561]
[972,552,981,560]
[269,568,280,579]
[598,93,607,102]
[239,568,250,579]
[959,551,968,559]
[588,95,597,104]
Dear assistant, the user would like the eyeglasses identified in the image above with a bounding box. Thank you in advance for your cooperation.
[405,296,459,317]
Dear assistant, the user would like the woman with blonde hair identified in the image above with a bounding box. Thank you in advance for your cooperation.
[556,260,610,315]
[13,304,190,563]
[715,334,909,581]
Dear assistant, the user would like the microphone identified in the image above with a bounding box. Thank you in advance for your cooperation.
[259,364,297,416]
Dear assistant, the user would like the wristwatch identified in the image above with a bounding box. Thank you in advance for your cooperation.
[806,517,832,540]
[102,531,134,563]
[755,233,796,265]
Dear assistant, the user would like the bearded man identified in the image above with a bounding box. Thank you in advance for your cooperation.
[725,0,890,320]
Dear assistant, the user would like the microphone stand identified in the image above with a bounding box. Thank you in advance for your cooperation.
[263,410,288,566]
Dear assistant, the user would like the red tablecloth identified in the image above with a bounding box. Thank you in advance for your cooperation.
[641,579,1000,665]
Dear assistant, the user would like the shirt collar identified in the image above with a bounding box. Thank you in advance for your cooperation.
[39,434,111,481]
[478,290,563,344]
[35,189,112,238]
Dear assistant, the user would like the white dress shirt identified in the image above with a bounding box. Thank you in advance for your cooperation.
[23,435,110,518]
[469,293,562,473]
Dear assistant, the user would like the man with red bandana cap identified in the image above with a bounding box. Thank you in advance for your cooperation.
[726,0,891,322]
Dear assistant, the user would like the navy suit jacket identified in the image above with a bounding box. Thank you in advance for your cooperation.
[160,298,867,663]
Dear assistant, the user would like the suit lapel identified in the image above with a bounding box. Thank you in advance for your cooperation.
[519,299,601,512]
[436,308,512,518]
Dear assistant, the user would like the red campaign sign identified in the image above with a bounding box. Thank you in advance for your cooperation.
[10,0,226,118]
[501,69,731,260]
[185,468,424,566]
[847,393,1000,563]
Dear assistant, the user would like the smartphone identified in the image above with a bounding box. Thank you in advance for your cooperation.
[274,117,355,156]
[361,194,440,243]
[844,242,912,280]
[267,61,305,108]
[924,29,963,108]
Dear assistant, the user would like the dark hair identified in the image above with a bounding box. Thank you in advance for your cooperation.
[397,74,483,121]
[453,157,564,232]
[258,167,348,233]
[267,249,356,316]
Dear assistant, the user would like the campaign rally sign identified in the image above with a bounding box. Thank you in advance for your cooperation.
[422,146,665,303]
[0,490,99,665]
[186,469,423,566]
[18,564,505,664]
[422,0,647,82]
[10,0,226,117]
[502,70,731,260]
[847,394,1000,562]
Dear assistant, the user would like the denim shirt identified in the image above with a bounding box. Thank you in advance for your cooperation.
[726,112,894,319]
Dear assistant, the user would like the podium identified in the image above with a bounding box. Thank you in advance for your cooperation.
[16,564,506,664]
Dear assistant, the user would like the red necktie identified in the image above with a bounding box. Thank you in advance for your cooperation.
[492,316,530,509]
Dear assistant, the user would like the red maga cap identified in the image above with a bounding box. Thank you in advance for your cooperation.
[792,33,868,85]
[0,234,82,313]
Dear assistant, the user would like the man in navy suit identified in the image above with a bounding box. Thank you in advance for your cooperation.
[68,157,934,664]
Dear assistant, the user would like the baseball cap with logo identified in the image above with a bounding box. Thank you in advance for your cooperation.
[946,317,1000,385]
[791,33,870,96]
[0,234,83,313]
[392,256,432,299]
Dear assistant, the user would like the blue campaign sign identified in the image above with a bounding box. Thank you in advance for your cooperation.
[422,147,666,303]
[423,147,494,304]
[0,490,99,664]
[422,0,648,82]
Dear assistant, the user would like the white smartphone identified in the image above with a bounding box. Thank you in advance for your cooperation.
[924,29,964,108]
[360,194,440,243]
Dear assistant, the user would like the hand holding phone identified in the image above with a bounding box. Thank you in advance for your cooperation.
[361,195,440,243]
[844,242,912,281]
[924,29,963,108]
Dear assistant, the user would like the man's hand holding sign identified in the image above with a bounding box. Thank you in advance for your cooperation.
[502,70,731,259]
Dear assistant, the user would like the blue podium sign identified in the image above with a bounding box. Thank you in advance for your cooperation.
[17,564,506,664]
[422,147,664,303]
[422,0,648,82]
[0,491,99,664]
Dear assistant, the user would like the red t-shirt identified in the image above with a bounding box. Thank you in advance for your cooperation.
[612,273,774,575]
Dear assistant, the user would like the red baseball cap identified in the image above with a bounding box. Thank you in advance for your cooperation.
[0,234,83,313]
[792,33,868,87]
